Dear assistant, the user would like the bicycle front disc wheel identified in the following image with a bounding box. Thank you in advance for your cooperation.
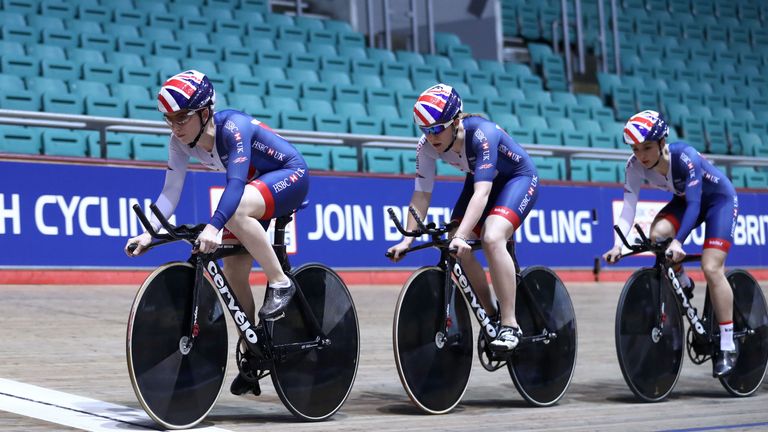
[615,268,684,402]
[127,262,228,430]
[719,269,768,396]
[270,263,359,421]
[393,267,473,414]
[508,266,577,407]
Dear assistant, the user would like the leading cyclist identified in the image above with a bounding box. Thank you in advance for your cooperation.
[603,110,739,377]
[387,83,539,352]
[123,70,309,395]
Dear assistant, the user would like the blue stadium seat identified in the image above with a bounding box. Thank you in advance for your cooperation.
[330,145,358,172]
[42,129,87,157]
[262,96,298,112]
[294,143,332,170]
[300,99,333,115]
[280,111,314,131]
[349,117,383,135]
[532,156,564,180]
[0,125,41,155]
[314,114,348,133]
[364,148,401,174]
[0,89,41,111]
[87,133,131,159]
[111,83,151,102]
[227,94,263,112]
[132,134,168,161]
[127,99,159,120]
[42,93,83,114]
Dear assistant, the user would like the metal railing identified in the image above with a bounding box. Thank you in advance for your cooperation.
[1,109,766,179]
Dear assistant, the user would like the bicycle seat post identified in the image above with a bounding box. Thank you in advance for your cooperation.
[273,214,292,273]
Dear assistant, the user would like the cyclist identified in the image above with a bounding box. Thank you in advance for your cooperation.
[123,70,309,394]
[603,110,739,377]
[387,83,539,352]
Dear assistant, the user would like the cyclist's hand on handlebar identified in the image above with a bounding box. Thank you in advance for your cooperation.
[194,224,221,254]
[449,236,472,259]
[387,240,413,262]
[602,245,623,264]
[125,232,152,257]
[665,239,686,263]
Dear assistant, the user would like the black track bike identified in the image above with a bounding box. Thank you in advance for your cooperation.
[126,204,359,429]
[386,208,577,413]
[614,224,768,402]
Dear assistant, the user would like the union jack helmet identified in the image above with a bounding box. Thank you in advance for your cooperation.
[157,70,215,114]
[413,83,463,127]
[623,110,668,145]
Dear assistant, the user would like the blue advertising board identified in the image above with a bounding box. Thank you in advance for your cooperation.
[1,160,766,269]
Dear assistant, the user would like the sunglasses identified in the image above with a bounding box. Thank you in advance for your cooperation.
[420,118,454,135]
[163,108,204,127]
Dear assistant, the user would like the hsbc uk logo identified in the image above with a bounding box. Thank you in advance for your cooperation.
[273,167,306,193]
[518,175,538,214]
[253,141,285,161]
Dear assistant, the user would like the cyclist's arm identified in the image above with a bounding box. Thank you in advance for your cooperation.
[675,149,704,243]
[399,190,432,245]
[209,124,254,230]
[149,138,189,231]
[615,158,642,246]
[414,138,437,194]
[402,140,436,245]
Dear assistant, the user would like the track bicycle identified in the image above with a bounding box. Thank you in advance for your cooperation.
[125,203,359,429]
[386,207,577,413]
[614,224,768,402]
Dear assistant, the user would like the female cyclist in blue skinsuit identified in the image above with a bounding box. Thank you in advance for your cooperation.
[387,83,539,352]
[603,110,740,377]
[124,70,309,395]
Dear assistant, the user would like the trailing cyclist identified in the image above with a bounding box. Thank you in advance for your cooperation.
[387,83,539,352]
[602,110,740,377]
[123,70,310,395]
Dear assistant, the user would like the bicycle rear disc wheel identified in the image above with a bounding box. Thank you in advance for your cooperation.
[127,262,228,429]
[507,266,577,407]
[615,268,684,402]
[719,269,768,396]
[270,263,359,421]
[393,267,473,414]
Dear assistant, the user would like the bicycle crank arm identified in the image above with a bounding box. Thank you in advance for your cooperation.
[734,328,754,339]
[444,332,464,345]
[273,337,326,357]
[522,330,557,345]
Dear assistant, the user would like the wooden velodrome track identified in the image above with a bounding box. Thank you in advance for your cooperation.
[1,279,767,432]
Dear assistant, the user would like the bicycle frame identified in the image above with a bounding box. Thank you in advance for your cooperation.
[388,207,557,347]
[615,224,753,349]
[132,204,329,369]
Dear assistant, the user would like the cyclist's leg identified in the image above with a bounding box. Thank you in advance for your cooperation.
[457,247,497,315]
[220,240,256,320]
[450,176,497,315]
[224,186,287,286]
[224,166,309,318]
[650,196,684,241]
[482,215,517,328]
[702,248,733,335]
[701,194,739,355]
[484,175,538,349]
[651,197,693,287]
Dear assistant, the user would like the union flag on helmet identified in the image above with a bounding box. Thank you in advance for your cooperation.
[157,70,216,114]
[623,110,669,145]
[413,83,463,127]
